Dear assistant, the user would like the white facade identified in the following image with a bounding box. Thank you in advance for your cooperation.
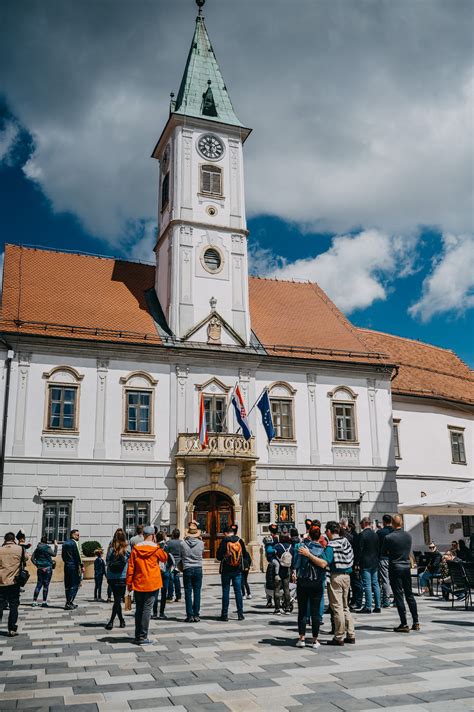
[394,397,474,549]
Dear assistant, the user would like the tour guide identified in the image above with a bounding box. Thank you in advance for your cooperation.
[126,526,168,645]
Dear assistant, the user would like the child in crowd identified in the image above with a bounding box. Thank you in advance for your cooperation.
[94,549,106,601]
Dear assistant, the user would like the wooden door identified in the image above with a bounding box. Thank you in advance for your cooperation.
[193,492,234,558]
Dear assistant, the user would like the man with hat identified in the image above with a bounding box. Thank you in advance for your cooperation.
[126,525,168,644]
[179,522,204,622]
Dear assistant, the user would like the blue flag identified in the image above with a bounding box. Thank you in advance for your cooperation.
[257,390,275,442]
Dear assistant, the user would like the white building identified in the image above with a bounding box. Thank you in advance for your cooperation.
[0,4,471,557]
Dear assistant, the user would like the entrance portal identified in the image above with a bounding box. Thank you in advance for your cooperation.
[193,491,234,558]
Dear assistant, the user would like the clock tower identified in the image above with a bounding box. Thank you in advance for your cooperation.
[152,0,252,346]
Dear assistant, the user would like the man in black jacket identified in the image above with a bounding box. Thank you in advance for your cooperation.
[216,525,247,622]
[61,529,83,610]
[382,514,419,633]
[356,518,381,613]
[377,514,393,607]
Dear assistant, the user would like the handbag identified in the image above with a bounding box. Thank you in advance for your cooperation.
[124,593,132,611]
[15,547,30,586]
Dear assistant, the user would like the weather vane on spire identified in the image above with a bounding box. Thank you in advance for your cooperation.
[196,0,205,16]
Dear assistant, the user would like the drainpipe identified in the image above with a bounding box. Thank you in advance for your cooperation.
[0,338,14,501]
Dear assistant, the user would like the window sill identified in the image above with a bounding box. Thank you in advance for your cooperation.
[452,461,467,466]
[122,432,155,438]
[332,441,359,446]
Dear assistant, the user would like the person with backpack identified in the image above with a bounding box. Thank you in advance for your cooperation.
[31,536,57,607]
[273,529,293,615]
[216,524,246,621]
[105,528,130,630]
[0,531,29,636]
[180,522,204,622]
[294,525,334,648]
[165,528,182,602]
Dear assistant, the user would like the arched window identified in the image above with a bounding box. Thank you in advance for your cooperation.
[197,378,231,434]
[329,386,358,443]
[42,366,83,432]
[161,172,170,210]
[268,381,296,440]
[200,164,222,196]
[120,371,158,436]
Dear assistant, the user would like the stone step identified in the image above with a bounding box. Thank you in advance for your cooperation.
[203,559,221,574]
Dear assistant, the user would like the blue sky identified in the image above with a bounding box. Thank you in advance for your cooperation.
[0,1,473,366]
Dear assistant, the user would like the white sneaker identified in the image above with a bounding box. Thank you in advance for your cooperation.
[31,601,39,607]
[312,641,321,649]
[296,639,306,648]
[248,594,252,599]
[273,610,282,615]
[283,610,291,615]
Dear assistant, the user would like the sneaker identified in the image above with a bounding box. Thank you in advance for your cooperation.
[64,603,74,610]
[296,639,306,648]
[218,614,228,622]
[193,616,201,622]
[105,622,113,631]
[185,617,194,623]
[344,636,356,644]
[312,640,321,649]
[357,608,372,614]
[159,614,167,620]
[175,598,181,602]
[393,624,410,633]
[411,623,421,631]
[273,609,282,616]
[151,615,159,620]
[7,630,18,637]
[119,620,126,628]
[238,613,245,621]
[266,600,273,608]
[373,607,381,613]
[41,602,49,608]
[31,601,39,607]
[327,638,344,646]
[247,594,252,600]
[138,638,155,645]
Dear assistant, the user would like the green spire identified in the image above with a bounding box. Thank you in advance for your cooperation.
[172,13,244,128]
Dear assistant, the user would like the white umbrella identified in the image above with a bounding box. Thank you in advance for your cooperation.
[398,481,474,516]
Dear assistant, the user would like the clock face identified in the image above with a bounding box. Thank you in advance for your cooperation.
[197,134,224,161]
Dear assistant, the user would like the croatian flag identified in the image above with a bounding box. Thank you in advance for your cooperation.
[231,385,251,441]
[257,389,275,442]
[198,393,208,449]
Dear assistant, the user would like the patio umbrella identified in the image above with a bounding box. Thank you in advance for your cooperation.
[398,481,474,515]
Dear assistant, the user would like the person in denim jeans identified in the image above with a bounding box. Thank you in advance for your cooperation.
[216,525,246,621]
[165,529,182,602]
[31,536,57,607]
[179,523,204,622]
[357,518,381,613]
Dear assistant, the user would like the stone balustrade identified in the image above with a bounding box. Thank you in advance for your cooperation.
[177,432,256,460]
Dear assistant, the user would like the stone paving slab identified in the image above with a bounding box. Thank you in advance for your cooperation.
[0,577,472,711]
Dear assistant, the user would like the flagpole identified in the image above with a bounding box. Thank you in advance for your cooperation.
[234,385,268,436]
[222,381,238,431]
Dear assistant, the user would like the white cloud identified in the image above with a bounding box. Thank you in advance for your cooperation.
[255,229,417,313]
[0,0,472,244]
[409,234,474,321]
[0,121,18,163]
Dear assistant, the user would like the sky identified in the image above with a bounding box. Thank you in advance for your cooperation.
[0,0,473,365]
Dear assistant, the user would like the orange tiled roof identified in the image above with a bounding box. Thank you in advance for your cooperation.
[359,328,474,406]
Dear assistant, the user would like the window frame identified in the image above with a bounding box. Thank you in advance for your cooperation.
[42,499,73,544]
[120,371,157,438]
[393,419,401,459]
[268,381,296,442]
[123,500,151,541]
[161,172,170,211]
[329,386,359,444]
[449,426,467,465]
[42,366,83,435]
[204,393,228,433]
[124,388,153,435]
[338,501,361,532]
[200,163,223,197]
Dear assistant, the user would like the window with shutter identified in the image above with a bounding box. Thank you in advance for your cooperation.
[201,165,222,195]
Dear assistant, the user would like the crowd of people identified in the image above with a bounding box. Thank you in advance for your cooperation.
[0,516,472,645]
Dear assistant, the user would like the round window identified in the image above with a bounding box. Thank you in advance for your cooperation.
[203,248,222,272]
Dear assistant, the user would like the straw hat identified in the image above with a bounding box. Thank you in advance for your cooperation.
[186,522,201,537]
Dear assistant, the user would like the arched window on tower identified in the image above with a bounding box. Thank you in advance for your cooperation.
[161,172,170,210]
[201,164,222,196]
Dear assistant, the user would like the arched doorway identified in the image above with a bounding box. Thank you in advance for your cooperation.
[193,491,234,558]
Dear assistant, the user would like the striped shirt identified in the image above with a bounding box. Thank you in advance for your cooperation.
[328,535,354,573]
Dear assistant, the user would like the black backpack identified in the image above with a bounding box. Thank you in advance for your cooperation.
[108,552,126,574]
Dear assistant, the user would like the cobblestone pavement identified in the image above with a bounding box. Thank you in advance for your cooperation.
[0,576,473,712]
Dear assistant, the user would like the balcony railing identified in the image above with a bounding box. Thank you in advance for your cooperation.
[177,433,256,460]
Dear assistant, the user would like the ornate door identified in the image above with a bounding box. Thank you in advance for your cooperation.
[193,492,234,558]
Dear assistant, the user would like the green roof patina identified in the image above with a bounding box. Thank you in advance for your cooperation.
[172,15,244,128]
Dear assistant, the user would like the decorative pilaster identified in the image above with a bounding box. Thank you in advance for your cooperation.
[176,365,189,434]
[176,458,186,534]
[306,373,320,464]
[93,359,108,459]
[367,378,381,466]
[12,353,31,457]
[241,463,258,546]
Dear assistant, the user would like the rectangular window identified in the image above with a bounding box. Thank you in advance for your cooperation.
[125,390,151,434]
[450,429,466,464]
[338,501,361,529]
[462,515,474,538]
[123,501,150,540]
[393,420,401,459]
[270,398,294,439]
[161,172,169,210]
[201,165,222,195]
[333,403,356,442]
[47,386,77,430]
[42,500,72,543]
[204,395,227,433]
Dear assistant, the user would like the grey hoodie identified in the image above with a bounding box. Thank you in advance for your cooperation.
[180,536,204,570]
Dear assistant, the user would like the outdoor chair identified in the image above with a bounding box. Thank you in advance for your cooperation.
[462,562,474,608]
[447,561,470,609]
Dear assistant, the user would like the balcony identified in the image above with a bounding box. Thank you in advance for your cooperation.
[176,433,256,462]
